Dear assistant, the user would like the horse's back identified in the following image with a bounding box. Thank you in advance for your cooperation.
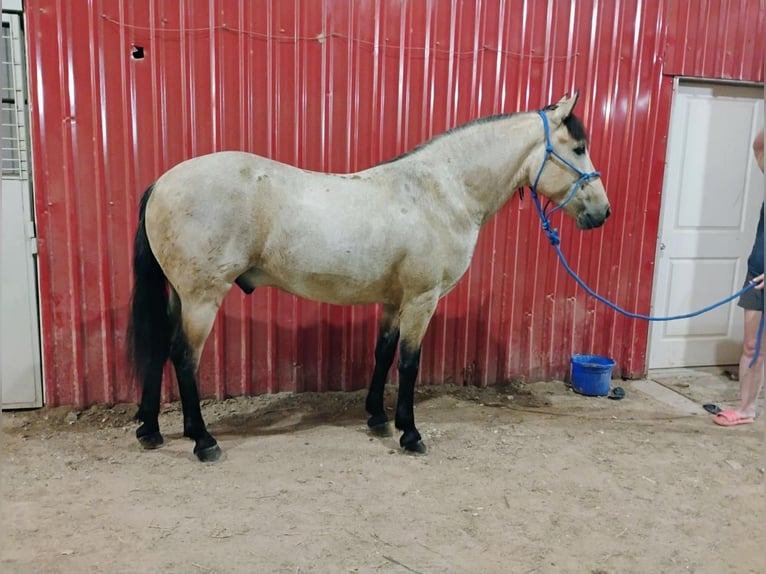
[145,150,478,306]
[157,150,303,194]
[145,152,400,298]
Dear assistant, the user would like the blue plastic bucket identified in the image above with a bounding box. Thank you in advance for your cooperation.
[570,354,616,396]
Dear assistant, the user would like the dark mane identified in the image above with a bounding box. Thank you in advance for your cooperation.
[542,103,588,142]
[382,109,587,165]
[562,113,588,142]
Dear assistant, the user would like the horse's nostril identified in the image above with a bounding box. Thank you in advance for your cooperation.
[606,207,611,219]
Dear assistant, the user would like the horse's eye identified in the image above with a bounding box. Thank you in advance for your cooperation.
[573,145,586,156]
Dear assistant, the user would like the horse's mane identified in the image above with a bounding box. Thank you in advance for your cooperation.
[541,104,589,142]
[562,114,588,143]
[382,110,588,165]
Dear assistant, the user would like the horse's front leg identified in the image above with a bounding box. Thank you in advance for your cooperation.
[365,304,400,434]
[171,295,225,462]
[395,291,440,454]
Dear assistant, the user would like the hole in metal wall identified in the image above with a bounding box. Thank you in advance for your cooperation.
[131,45,144,60]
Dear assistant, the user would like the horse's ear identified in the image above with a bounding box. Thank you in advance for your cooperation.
[549,91,579,123]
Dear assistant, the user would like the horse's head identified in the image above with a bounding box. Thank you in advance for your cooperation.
[529,93,610,230]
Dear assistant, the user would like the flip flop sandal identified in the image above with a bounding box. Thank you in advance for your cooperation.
[703,403,722,415]
[713,409,754,426]
[713,409,755,426]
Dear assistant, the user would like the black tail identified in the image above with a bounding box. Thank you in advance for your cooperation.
[127,184,173,393]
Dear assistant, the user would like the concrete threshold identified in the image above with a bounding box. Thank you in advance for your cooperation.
[631,379,708,416]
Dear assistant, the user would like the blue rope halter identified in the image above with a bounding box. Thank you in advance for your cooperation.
[528,109,764,365]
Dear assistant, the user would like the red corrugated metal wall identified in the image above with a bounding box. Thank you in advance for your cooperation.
[25,0,764,407]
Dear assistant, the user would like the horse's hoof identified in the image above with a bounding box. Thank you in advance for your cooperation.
[369,422,391,436]
[194,443,222,463]
[136,428,164,450]
[367,413,391,436]
[402,439,427,454]
[400,430,427,454]
[137,432,164,449]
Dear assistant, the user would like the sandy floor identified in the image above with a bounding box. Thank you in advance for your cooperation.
[1,375,763,574]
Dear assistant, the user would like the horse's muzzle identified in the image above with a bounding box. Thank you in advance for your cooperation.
[578,205,611,230]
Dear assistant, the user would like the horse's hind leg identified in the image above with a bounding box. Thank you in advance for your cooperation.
[365,304,400,434]
[135,356,166,449]
[134,294,172,448]
[170,288,227,462]
[395,291,439,454]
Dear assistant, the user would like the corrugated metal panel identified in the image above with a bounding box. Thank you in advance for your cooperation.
[664,0,765,79]
[25,0,764,407]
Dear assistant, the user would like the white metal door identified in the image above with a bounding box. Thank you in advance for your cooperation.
[1,11,42,408]
[649,81,764,369]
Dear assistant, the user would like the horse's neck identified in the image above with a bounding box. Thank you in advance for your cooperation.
[416,113,539,225]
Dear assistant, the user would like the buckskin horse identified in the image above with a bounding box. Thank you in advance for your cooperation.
[128,93,610,461]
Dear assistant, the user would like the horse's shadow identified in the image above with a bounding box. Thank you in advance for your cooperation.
[210,401,365,438]
[155,280,513,449]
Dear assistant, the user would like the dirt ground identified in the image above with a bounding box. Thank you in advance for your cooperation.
[1,374,763,574]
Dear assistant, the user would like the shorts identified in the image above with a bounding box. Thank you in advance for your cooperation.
[737,272,764,311]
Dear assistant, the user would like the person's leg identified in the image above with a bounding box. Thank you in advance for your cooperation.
[753,128,763,172]
[736,309,764,419]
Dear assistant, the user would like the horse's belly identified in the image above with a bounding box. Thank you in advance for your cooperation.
[253,267,397,306]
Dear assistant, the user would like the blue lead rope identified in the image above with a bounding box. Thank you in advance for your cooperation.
[530,110,765,367]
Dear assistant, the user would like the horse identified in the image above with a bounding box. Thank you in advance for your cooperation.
[127,92,610,462]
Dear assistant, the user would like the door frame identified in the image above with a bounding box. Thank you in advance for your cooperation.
[1,7,43,408]
[648,76,765,370]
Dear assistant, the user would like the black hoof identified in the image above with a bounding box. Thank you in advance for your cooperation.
[136,426,164,450]
[194,443,222,463]
[193,433,222,462]
[367,413,391,436]
[400,430,427,454]
[402,439,427,454]
[369,423,392,436]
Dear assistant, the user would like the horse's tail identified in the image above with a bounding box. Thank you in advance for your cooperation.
[127,184,173,390]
